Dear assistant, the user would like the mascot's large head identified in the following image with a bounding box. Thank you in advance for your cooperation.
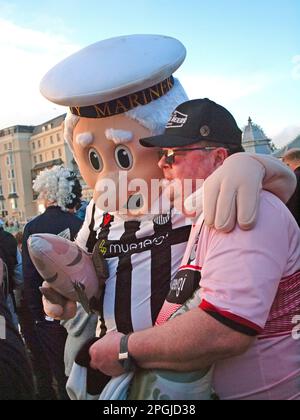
[40,35,188,217]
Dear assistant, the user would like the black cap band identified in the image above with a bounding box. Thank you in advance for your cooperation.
[70,76,175,119]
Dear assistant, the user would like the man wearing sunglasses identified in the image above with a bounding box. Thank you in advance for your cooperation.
[89,98,300,400]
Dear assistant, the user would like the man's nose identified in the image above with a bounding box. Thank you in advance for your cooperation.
[158,156,171,170]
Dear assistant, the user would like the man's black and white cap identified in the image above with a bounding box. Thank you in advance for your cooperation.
[40,35,186,119]
[140,98,243,148]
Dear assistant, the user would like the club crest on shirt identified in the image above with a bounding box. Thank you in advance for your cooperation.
[153,214,171,226]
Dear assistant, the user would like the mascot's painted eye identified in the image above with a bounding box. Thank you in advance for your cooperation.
[88,148,103,172]
[114,146,133,170]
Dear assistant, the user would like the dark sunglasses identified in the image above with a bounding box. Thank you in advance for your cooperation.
[157,147,218,165]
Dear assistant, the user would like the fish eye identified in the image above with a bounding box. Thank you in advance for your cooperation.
[115,146,133,170]
[88,148,103,172]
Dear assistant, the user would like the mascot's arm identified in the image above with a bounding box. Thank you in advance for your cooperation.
[203,153,296,233]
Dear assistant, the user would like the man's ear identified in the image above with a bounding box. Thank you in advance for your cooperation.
[214,148,228,169]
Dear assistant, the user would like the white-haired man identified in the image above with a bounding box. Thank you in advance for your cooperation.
[22,166,83,400]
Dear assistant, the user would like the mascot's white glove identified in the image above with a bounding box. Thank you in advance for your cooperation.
[186,153,296,233]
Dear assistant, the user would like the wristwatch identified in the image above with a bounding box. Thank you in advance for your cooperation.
[118,334,137,372]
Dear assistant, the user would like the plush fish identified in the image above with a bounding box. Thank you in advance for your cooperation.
[28,234,108,313]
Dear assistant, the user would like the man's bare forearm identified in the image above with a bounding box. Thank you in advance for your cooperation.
[128,308,254,371]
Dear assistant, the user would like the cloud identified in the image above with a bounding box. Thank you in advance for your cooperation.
[292,55,300,80]
[0,17,80,128]
[272,125,300,148]
[177,70,272,104]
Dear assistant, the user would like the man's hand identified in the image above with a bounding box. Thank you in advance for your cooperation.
[89,331,126,377]
[41,281,77,320]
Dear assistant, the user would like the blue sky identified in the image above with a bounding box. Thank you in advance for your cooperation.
[0,0,299,146]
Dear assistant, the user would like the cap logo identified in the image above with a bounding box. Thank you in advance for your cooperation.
[166,111,188,129]
[200,125,210,137]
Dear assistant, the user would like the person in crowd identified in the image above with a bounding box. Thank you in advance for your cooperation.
[22,166,83,400]
[283,148,300,227]
[88,99,300,400]
[0,258,34,400]
[75,200,89,222]
[0,219,20,328]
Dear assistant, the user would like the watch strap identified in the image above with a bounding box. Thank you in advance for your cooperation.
[118,334,136,372]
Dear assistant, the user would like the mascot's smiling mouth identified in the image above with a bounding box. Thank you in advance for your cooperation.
[125,193,144,210]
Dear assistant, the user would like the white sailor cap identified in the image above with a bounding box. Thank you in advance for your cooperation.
[40,34,186,119]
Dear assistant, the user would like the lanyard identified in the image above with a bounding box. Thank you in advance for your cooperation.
[182,213,204,267]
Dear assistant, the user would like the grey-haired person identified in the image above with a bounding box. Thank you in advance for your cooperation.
[22,166,83,399]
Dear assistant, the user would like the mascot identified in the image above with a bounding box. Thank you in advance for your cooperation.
[28,35,296,400]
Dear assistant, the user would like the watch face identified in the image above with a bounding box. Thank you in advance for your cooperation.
[119,352,129,361]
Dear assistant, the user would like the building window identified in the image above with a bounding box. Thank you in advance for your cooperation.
[0,185,3,195]
[7,169,15,179]
[58,149,62,158]
[50,136,54,144]
[10,198,18,210]
[39,155,43,162]
[32,142,36,150]
[10,182,16,194]
[38,140,41,148]
[34,156,37,164]
[57,134,61,143]
[6,155,13,166]
[52,150,55,159]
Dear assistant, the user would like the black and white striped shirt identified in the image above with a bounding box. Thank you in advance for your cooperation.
[76,200,191,334]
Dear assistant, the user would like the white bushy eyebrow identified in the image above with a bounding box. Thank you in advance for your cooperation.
[76,132,94,148]
[105,129,133,145]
